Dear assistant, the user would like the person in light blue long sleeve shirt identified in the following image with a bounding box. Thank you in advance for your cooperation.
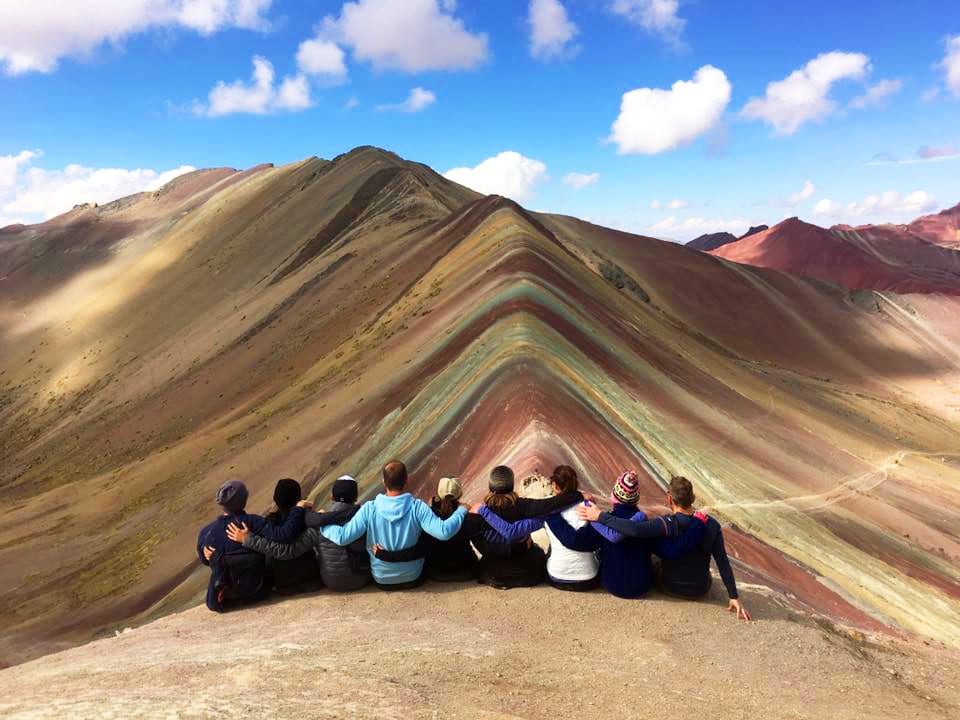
[320,461,466,588]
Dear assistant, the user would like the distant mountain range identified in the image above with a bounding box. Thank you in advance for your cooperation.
[687,204,960,294]
[686,224,768,252]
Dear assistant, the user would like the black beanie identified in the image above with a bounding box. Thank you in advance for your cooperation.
[489,465,515,494]
[332,475,358,503]
[216,479,248,514]
[273,478,302,509]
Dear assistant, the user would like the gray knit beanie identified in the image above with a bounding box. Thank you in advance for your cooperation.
[216,479,249,513]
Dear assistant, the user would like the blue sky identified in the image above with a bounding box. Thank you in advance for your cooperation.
[1,0,958,240]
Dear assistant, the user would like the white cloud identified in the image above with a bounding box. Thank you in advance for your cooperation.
[0,0,273,74]
[563,172,599,189]
[812,190,938,223]
[812,198,842,218]
[274,74,313,111]
[921,87,940,103]
[741,51,870,135]
[786,180,815,206]
[444,151,548,202]
[609,65,731,155]
[320,0,488,73]
[344,96,360,110]
[650,215,751,240]
[296,38,348,82]
[849,78,902,109]
[528,0,579,60]
[0,149,194,225]
[0,150,37,193]
[609,0,685,47]
[942,35,960,97]
[376,86,436,112]
[198,56,313,117]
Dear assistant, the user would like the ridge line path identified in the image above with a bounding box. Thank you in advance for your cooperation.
[705,450,960,514]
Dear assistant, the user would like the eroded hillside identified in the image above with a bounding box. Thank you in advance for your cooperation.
[2,147,960,664]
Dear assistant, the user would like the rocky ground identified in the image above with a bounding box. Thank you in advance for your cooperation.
[1,580,957,720]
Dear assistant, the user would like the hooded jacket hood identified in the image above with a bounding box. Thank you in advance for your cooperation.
[373,492,414,521]
[319,491,466,586]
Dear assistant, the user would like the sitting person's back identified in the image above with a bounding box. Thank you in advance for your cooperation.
[541,467,599,590]
[197,479,305,611]
[415,478,478,581]
[655,477,750,620]
[569,471,708,599]
[474,465,583,589]
[230,476,371,592]
[311,477,371,591]
[320,461,467,589]
[373,477,489,581]
[263,479,322,594]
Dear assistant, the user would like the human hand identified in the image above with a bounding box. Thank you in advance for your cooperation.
[728,599,751,622]
[297,500,314,509]
[470,503,484,514]
[371,544,385,557]
[581,491,596,504]
[226,522,250,544]
[203,545,215,561]
[577,504,601,522]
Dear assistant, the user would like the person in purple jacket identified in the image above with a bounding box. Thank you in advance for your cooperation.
[482,470,706,598]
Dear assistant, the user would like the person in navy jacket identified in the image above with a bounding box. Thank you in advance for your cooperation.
[579,475,751,621]
[196,479,306,611]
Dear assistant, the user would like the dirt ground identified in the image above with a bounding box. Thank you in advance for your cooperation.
[1,580,957,720]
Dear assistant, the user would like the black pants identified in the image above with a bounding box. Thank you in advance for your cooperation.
[375,570,427,592]
[548,574,601,592]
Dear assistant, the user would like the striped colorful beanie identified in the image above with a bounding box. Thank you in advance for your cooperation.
[613,470,640,505]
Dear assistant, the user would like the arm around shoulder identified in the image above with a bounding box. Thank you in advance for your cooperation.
[244,528,316,560]
[321,503,370,546]
[417,501,466,540]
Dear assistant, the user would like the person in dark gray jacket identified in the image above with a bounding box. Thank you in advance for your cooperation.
[227,476,370,592]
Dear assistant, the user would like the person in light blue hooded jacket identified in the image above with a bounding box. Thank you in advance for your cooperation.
[320,460,466,589]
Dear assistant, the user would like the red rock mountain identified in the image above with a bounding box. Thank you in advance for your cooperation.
[709,214,960,294]
[907,202,960,249]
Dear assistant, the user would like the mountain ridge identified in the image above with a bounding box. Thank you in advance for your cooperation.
[1,147,960,666]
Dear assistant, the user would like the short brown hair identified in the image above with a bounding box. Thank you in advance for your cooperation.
[668,476,695,508]
[550,465,579,494]
[383,460,408,490]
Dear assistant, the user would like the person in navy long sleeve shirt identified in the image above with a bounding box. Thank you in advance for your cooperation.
[196,479,307,611]
[581,475,751,621]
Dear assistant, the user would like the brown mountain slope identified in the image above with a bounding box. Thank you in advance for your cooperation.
[1,147,960,666]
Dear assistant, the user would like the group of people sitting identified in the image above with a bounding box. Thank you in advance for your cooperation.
[197,461,750,621]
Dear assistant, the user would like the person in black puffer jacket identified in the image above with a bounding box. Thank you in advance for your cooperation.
[261,479,323,595]
[227,476,371,592]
